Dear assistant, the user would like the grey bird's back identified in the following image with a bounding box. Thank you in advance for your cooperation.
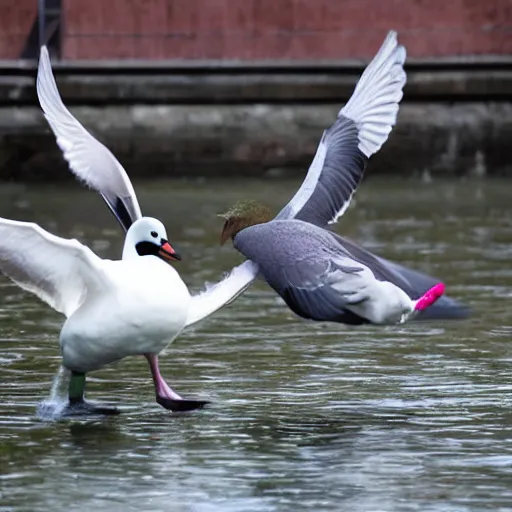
[234,220,378,323]
[233,220,468,323]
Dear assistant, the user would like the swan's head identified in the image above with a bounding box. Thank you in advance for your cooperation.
[218,200,273,245]
[124,217,181,262]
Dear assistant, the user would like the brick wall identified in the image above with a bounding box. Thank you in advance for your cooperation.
[0,0,37,58]
[1,0,510,60]
[61,0,511,60]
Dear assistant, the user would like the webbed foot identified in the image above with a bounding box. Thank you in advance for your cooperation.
[62,398,120,417]
[156,396,210,412]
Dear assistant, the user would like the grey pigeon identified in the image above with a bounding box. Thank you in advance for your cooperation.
[218,31,467,325]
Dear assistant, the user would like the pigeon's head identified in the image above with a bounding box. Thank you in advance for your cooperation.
[218,200,273,245]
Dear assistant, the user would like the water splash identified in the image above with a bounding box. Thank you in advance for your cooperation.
[37,365,69,420]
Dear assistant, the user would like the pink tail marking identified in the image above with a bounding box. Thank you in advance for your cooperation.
[414,283,445,311]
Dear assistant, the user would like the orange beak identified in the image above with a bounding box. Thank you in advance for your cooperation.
[158,241,181,262]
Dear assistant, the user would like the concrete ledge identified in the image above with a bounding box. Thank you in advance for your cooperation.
[0,59,511,104]
[3,55,512,70]
[1,103,511,180]
[0,58,510,180]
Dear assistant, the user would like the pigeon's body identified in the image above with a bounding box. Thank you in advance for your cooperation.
[234,220,448,325]
[219,31,467,324]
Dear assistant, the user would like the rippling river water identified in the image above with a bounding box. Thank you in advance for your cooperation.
[1,177,511,512]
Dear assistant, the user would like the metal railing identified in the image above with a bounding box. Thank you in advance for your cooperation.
[22,0,61,58]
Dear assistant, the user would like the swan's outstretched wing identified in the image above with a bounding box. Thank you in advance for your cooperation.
[276,31,406,227]
[37,46,142,231]
[185,260,259,327]
[0,218,105,317]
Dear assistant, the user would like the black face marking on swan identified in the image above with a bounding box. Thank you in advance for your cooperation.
[135,233,181,262]
[135,241,160,257]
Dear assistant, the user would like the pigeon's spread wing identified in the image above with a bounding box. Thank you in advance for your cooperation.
[277,31,406,227]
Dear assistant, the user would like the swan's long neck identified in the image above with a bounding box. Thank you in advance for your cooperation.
[122,232,139,260]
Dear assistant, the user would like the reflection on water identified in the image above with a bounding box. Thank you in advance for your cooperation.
[1,177,512,511]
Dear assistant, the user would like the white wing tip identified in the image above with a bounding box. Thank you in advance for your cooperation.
[396,44,407,65]
[384,30,398,44]
[340,30,407,158]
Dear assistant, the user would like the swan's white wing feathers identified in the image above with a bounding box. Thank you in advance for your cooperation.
[185,260,259,327]
[37,46,142,230]
[0,218,106,317]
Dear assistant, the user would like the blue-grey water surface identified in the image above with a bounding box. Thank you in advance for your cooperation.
[0,177,511,512]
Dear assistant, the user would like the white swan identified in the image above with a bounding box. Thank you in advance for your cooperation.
[36,45,257,332]
[0,209,255,416]
[0,212,204,414]
[0,48,258,416]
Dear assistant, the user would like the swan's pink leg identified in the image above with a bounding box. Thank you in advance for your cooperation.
[145,354,182,400]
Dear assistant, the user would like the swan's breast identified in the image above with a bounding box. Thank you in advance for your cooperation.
[60,257,191,372]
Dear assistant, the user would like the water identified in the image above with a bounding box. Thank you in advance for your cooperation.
[1,177,511,512]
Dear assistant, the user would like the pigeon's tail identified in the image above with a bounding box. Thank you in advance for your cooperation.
[414,283,445,312]
[416,293,471,321]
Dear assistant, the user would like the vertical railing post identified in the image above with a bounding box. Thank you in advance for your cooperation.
[38,0,46,48]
